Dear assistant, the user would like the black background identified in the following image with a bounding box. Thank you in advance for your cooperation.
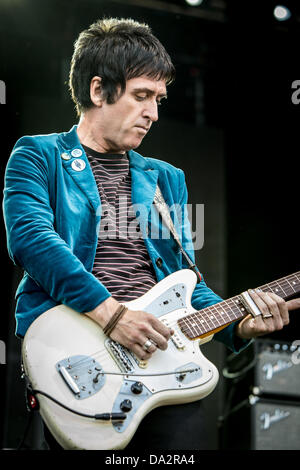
[0,0,299,452]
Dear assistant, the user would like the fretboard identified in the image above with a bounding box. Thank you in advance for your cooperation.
[177,272,300,340]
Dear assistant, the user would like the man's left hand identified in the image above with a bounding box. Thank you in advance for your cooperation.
[236,290,300,339]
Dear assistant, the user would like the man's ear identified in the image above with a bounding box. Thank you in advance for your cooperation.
[90,76,104,107]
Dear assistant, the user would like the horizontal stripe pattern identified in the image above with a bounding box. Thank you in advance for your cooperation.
[83,145,157,301]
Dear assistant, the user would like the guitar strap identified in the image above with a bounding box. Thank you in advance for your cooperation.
[153,185,201,283]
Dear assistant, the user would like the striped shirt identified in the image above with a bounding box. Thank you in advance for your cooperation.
[83,145,157,302]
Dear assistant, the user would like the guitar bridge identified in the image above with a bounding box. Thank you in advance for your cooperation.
[105,339,149,372]
[105,339,135,373]
[56,355,105,400]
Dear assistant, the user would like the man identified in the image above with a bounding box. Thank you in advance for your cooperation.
[3,18,299,450]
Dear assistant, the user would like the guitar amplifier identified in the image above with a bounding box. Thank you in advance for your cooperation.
[253,339,300,399]
[220,396,300,450]
[250,396,300,450]
[222,338,300,399]
[220,338,300,449]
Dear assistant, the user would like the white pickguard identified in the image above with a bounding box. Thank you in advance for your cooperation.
[22,269,219,450]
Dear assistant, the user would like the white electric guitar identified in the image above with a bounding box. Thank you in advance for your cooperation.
[22,269,300,450]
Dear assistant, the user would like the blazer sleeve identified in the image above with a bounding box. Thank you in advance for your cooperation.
[177,169,251,353]
[3,136,111,313]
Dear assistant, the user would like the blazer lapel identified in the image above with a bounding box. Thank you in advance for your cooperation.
[57,126,101,214]
[57,128,160,218]
[129,150,158,209]
[128,150,159,237]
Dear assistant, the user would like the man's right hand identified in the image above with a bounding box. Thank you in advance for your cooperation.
[85,297,174,361]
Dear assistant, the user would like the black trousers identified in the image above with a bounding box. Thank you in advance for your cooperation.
[43,400,209,451]
[126,401,209,451]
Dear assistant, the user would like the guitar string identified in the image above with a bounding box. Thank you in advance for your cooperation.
[61,273,300,371]
[61,317,181,371]
[58,336,199,379]
[61,289,264,370]
[58,316,184,373]
[61,308,237,377]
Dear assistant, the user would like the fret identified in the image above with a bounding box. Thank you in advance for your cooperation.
[286,278,296,294]
[186,312,208,337]
[201,303,232,330]
[205,305,222,327]
[225,297,245,321]
[259,272,300,298]
[178,298,247,339]
[181,315,199,338]
[294,273,300,283]
[196,307,216,333]
[178,316,196,339]
[267,280,286,297]
[291,273,300,290]
[189,318,205,337]
[262,280,293,297]
[213,304,226,325]
[281,279,296,296]
[177,271,300,340]
[216,302,229,318]
[178,310,209,338]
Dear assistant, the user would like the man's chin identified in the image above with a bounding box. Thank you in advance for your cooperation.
[125,137,145,151]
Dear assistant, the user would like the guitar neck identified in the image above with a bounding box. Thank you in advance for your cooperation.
[178,271,300,340]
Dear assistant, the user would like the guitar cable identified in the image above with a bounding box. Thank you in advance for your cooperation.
[16,372,126,450]
[25,379,127,422]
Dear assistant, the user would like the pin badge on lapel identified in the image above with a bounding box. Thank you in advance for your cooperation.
[71,159,86,172]
[71,148,83,158]
[61,152,71,161]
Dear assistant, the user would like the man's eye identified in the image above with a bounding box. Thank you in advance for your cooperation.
[136,95,147,101]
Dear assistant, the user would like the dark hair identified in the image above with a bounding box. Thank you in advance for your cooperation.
[69,18,175,115]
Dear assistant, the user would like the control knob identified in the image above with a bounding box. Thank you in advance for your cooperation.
[120,399,132,412]
[131,381,143,394]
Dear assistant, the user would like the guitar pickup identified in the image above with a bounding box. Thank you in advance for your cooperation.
[161,318,185,350]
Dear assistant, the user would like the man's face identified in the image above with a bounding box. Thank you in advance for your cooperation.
[96,75,167,153]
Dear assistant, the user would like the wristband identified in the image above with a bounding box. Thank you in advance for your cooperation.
[103,304,128,337]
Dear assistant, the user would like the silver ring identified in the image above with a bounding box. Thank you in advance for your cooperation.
[142,339,152,351]
[262,313,273,319]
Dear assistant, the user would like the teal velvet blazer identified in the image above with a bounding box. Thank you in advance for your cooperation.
[3,125,248,352]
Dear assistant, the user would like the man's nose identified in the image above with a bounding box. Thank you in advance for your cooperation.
[143,100,159,122]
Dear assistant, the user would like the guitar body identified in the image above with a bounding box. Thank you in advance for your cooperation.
[22,270,219,450]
